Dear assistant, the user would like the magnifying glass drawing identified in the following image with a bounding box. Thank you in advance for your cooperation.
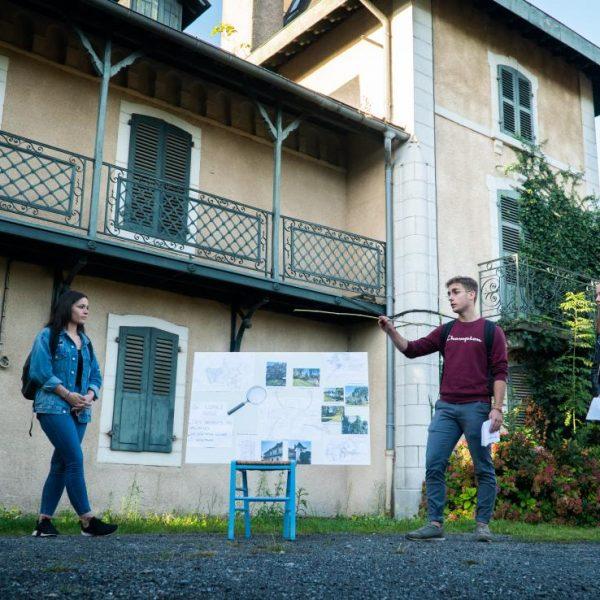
[227,385,267,415]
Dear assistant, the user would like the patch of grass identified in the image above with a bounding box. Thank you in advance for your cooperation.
[1,507,599,543]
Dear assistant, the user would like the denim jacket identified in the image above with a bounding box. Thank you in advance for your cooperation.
[29,327,102,423]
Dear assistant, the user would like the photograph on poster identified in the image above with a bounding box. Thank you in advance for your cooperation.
[293,368,320,387]
[342,407,369,434]
[321,406,344,422]
[261,440,286,461]
[288,440,312,464]
[323,387,344,403]
[266,362,287,386]
[345,385,369,405]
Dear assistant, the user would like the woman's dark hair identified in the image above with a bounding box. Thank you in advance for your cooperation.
[46,290,88,335]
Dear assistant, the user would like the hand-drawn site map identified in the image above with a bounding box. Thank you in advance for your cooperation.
[185,353,370,465]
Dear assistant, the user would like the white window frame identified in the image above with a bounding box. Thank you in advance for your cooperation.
[97,314,188,466]
[488,51,539,148]
[0,55,9,128]
[108,100,201,253]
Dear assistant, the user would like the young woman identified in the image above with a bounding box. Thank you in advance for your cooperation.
[29,290,117,537]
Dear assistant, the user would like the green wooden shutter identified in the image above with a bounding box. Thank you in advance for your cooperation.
[499,193,521,255]
[507,365,532,425]
[127,115,191,242]
[517,74,534,141]
[498,66,534,141]
[126,115,161,233]
[111,326,179,453]
[159,123,191,241]
[499,66,517,136]
[498,191,522,300]
[111,327,151,451]
[144,329,178,453]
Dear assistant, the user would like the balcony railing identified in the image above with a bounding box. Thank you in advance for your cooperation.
[478,254,593,325]
[0,130,386,298]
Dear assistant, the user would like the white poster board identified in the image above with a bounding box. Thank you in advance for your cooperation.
[185,352,370,465]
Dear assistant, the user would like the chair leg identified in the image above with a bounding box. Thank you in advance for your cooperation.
[283,467,291,539]
[242,470,251,538]
[228,461,237,540]
[288,461,296,541]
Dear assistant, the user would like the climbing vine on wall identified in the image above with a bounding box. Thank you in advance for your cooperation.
[506,145,600,275]
[503,146,600,446]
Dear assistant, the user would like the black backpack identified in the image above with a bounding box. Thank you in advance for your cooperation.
[439,319,497,396]
[21,330,59,401]
[21,331,96,400]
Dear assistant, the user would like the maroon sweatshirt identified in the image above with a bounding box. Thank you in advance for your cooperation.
[403,318,508,403]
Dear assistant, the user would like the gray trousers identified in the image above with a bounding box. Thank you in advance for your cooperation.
[425,400,497,524]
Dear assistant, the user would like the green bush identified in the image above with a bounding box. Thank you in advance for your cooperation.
[428,433,600,526]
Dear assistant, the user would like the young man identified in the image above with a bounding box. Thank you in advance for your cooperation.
[379,276,508,542]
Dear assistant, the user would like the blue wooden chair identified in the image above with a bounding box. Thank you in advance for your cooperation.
[228,460,296,541]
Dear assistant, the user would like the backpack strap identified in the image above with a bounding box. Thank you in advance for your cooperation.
[483,319,497,397]
[439,320,456,358]
[439,319,456,386]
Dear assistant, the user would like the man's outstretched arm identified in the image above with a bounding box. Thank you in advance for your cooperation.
[378,316,442,357]
[378,316,408,352]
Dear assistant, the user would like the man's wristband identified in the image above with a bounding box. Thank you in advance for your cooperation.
[491,404,503,412]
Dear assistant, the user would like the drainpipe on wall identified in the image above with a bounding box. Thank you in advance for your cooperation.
[384,130,396,515]
[359,0,393,122]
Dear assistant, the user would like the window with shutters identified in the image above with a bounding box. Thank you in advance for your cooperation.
[126,114,192,242]
[111,326,179,453]
[131,0,183,30]
[498,65,535,142]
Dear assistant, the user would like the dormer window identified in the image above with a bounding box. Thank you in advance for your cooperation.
[132,0,183,30]
[283,0,311,26]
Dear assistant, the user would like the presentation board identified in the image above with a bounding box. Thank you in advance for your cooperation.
[185,352,370,465]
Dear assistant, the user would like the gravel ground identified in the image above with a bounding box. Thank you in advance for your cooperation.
[1,532,599,599]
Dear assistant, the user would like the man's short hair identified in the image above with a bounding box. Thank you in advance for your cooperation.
[446,276,478,300]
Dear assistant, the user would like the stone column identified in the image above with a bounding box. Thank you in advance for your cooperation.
[391,0,439,518]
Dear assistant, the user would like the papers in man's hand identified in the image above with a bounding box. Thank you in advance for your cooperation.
[586,397,600,421]
[481,419,500,447]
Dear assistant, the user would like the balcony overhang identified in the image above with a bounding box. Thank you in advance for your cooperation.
[20,0,408,141]
[0,218,384,324]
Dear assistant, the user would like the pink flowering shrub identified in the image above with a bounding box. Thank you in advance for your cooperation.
[420,431,600,525]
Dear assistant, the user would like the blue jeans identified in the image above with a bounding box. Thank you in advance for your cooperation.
[37,412,91,516]
[425,400,496,524]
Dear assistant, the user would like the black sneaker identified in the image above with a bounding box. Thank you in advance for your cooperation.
[32,518,59,537]
[80,517,118,537]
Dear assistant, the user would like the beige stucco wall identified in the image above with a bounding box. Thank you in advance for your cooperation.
[0,46,366,234]
[277,10,385,119]
[432,0,588,296]
[433,0,584,169]
[0,262,386,515]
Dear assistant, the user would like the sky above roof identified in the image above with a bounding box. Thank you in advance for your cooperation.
[183,1,600,48]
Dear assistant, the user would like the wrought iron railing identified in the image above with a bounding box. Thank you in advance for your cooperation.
[0,130,386,297]
[0,131,90,229]
[103,164,271,275]
[478,254,593,325]
[282,216,386,296]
